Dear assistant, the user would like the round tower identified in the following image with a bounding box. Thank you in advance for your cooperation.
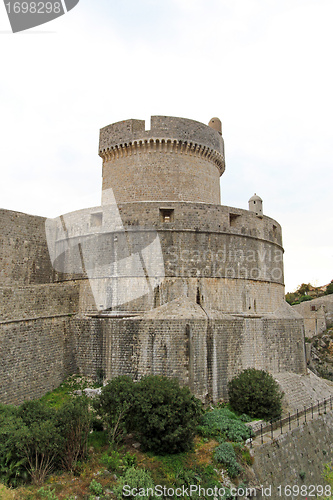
[99,116,225,205]
[45,115,306,403]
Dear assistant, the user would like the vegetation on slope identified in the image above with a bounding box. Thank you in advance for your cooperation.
[285,280,333,305]
[307,327,333,382]
[0,374,259,499]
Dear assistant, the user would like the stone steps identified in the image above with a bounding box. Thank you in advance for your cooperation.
[273,370,333,413]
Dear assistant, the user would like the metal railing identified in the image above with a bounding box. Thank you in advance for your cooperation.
[249,395,333,446]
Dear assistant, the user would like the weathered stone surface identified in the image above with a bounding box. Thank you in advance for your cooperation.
[0,116,308,405]
[252,411,333,499]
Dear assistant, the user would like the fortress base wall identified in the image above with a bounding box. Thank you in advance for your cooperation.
[75,277,285,316]
[0,317,75,405]
[0,281,80,405]
[0,209,54,286]
[71,309,307,401]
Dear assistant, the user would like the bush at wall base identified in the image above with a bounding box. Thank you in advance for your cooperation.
[227,368,283,421]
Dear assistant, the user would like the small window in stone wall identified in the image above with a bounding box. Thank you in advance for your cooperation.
[311,305,316,311]
[91,212,103,227]
[160,208,174,223]
[229,213,241,227]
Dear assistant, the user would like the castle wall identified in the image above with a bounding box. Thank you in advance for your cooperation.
[52,202,285,314]
[293,295,333,338]
[74,277,285,315]
[99,116,224,154]
[0,209,54,285]
[99,116,225,205]
[102,152,221,205]
[71,309,306,402]
[0,317,75,405]
[0,277,79,405]
[0,282,79,322]
[252,411,333,500]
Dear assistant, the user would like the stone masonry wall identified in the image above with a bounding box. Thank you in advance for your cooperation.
[293,294,333,338]
[0,209,54,285]
[71,308,307,401]
[102,153,221,205]
[0,317,75,405]
[252,411,333,500]
[0,282,79,322]
[99,116,224,154]
[99,116,225,205]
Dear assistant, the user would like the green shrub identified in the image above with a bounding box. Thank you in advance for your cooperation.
[134,375,203,454]
[114,467,156,500]
[93,376,137,443]
[89,479,103,496]
[0,410,29,487]
[57,397,90,472]
[199,408,253,442]
[16,419,63,485]
[17,400,55,427]
[299,295,313,303]
[239,413,252,423]
[123,451,137,469]
[228,369,283,420]
[0,402,62,487]
[101,449,123,471]
[214,442,243,478]
[37,487,59,499]
[94,375,202,454]
[0,397,91,486]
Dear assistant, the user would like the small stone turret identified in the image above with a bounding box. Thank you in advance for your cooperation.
[208,117,222,135]
[249,193,263,217]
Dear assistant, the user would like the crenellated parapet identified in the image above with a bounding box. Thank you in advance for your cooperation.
[99,116,225,205]
[99,116,224,156]
[99,138,225,175]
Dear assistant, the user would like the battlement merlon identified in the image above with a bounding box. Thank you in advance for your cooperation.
[98,116,225,175]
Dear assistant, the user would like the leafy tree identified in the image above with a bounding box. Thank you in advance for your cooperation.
[16,419,63,485]
[93,376,137,443]
[325,281,333,295]
[0,408,28,487]
[228,369,283,421]
[134,375,203,454]
[297,283,311,296]
[285,292,296,305]
[57,397,90,472]
[17,400,55,427]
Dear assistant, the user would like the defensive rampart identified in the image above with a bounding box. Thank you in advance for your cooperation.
[99,117,225,204]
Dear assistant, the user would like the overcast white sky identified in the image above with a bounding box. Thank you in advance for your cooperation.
[1,0,332,292]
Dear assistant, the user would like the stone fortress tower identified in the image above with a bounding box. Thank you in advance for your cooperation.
[0,116,307,405]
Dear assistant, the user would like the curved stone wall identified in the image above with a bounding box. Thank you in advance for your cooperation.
[50,202,285,314]
[99,116,225,204]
